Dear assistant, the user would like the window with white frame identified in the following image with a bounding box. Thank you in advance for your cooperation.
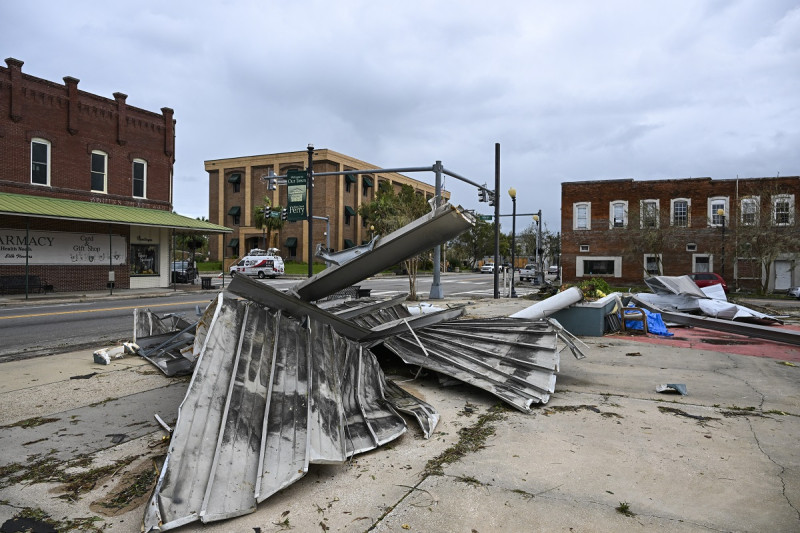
[609,200,627,228]
[671,198,690,227]
[579,244,590,252]
[740,196,759,225]
[686,243,697,252]
[772,194,794,226]
[576,255,621,277]
[91,150,108,192]
[133,159,147,198]
[693,254,712,273]
[644,254,662,276]
[573,202,591,230]
[640,199,659,228]
[31,138,51,185]
[708,197,728,226]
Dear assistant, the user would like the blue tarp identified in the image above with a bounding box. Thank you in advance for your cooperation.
[623,306,673,336]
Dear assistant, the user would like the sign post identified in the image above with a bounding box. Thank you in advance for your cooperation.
[286,170,308,222]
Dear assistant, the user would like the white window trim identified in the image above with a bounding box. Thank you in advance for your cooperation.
[639,199,660,229]
[740,196,760,226]
[608,200,628,229]
[670,198,691,227]
[692,253,714,273]
[707,196,729,227]
[771,194,794,226]
[575,255,622,277]
[91,150,108,193]
[573,202,591,230]
[31,137,51,186]
[133,159,148,198]
[644,253,663,276]
[686,243,697,252]
[579,244,590,252]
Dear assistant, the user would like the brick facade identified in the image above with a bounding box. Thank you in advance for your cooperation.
[205,150,446,264]
[561,176,800,292]
[0,58,178,292]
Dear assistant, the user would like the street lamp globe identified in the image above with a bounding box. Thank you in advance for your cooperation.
[508,187,517,199]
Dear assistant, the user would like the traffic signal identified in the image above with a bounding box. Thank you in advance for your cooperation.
[487,191,496,206]
[280,208,288,221]
[478,189,487,202]
[267,177,276,190]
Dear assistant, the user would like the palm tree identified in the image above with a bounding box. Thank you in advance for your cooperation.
[253,195,285,250]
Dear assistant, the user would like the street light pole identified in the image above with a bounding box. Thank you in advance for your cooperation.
[508,187,517,298]
[307,144,314,278]
[717,208,726,278]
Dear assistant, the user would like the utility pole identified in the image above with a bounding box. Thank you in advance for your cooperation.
[430,161,444,299]
[307,144,314,278]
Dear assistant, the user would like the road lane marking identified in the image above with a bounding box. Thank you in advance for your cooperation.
[0,300,211,320]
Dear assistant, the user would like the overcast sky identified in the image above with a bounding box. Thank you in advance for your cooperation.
[4,1,798,234]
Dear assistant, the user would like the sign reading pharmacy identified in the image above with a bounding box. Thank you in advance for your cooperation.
[0,229,127,265]
[286,169,308,222]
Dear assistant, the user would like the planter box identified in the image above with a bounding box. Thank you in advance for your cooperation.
[549,292,622,336]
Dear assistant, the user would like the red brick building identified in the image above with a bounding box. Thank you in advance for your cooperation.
[561,176,799,292]
[0,58,229,293]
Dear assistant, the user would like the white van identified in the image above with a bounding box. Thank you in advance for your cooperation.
[229,248,285,279]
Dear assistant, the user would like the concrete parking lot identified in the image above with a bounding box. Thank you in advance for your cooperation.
[0,296,799,532]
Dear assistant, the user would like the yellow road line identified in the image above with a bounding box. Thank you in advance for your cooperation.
[0,300,210,320]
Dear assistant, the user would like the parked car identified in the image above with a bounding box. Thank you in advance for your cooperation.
[690,272,728,293]
[480,263,495,274]
[788,286,800,299]
[548,265,559,275]
[171,261,198,284]
[519,264,538,282]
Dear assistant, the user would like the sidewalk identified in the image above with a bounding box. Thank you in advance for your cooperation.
[0,296,799,532]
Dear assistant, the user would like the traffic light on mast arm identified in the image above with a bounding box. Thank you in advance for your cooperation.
[478,188,487,202]
[267,177,277,190]
[487,190,496,206]
[280,208,288,221]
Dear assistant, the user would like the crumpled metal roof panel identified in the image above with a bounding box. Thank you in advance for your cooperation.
[144,294,411,531]
[383,318,559,411]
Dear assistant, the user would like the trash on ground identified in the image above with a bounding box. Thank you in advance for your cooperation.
[656,383,688,395]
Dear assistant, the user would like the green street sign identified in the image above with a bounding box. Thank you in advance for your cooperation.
[479,215,493,221]
[269,210,280,219]
[286,170,308,222]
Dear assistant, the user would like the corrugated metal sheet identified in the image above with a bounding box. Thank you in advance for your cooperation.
[293,203,474,302]
[144,293,413,531]
[382,318,560,411]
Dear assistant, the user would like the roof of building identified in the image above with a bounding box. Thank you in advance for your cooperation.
[0,192,232,233]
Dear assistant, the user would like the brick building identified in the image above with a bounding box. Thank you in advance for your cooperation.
[205,149,445,264]
[561,176,799,292]
[0,58,230,293]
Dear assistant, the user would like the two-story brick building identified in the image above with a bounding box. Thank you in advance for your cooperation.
[0,58,230,293]
[205,150,445,264]
[561,176,799,292]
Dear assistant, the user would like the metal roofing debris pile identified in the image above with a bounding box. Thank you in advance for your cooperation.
[144,294,416,530]
[140,202,578,530]
[631,275,800,347]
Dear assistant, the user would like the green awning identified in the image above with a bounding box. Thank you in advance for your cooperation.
[344,239,356,249]
[345,175,356,183]
[362,177,374,187]
[228,206,241,216]
[344,206,356,216]
[285,237,298,248]
[227,173,241,184]
[228,238,239,247]
[0,192,232,233]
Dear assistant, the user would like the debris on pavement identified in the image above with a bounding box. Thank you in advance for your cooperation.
[656,383,688,395]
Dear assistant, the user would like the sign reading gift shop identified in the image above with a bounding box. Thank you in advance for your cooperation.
[286,169,308,222]
[0,229,127,265]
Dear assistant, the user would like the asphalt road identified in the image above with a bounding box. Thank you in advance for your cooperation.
[0,273,536,361]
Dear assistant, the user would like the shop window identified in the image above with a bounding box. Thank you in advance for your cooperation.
[131,244,158,276]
